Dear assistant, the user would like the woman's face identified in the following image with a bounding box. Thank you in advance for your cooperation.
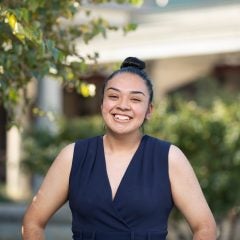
[101,72,152,136]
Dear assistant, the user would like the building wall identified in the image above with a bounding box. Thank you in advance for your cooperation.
[149,52,240,102]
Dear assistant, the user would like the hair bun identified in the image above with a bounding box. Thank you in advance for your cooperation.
[120,57,145,70]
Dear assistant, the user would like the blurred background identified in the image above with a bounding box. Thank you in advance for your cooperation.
[0,0,240,239]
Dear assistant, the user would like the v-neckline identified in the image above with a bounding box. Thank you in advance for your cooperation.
[100,135,145,203]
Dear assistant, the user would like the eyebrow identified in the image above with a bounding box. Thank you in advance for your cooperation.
[106,87,146,96]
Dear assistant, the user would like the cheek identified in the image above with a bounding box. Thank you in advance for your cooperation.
[101,100,112,114]
[136,104,150,117]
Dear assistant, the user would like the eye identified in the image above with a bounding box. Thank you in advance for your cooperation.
[131,98,141,102]
[108,94,118,100]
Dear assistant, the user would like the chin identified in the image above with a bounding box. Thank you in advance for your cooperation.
[107,126,141,136]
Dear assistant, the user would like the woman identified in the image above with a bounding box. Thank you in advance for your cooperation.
[22,57,217,240]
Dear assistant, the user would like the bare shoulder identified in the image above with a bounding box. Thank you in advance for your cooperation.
[168,144,192,171]
[36,142,76,204]
[51,143,75,171]
[56,143,75,162]
[39,142,76,192]
[168,144,200,194]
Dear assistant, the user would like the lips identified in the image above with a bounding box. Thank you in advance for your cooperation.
[113,114,132,121]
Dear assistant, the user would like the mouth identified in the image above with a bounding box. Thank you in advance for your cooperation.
[112,114,132,121]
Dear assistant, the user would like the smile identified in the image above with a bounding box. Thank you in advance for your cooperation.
[113,114,131,121]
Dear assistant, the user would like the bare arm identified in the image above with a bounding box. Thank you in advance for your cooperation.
[22,143,74,240]
[169,145,217,240]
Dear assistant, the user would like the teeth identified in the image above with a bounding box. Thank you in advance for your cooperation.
[114,114,130,120]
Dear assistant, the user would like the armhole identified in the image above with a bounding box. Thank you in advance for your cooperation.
[167,144,175,206]
[154,138,174,208]
[68,139,87,199]
[154,137,172,189]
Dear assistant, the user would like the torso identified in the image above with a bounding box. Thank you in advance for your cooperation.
[69,135,173,239]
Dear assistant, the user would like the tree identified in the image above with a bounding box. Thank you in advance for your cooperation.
[0,0,140,126]
[0,0,141,200]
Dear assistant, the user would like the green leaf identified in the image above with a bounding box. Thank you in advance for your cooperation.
[8,87,19,103]
[45,39,55,51]
[0,0,139,125]
[52,47,59,62]
[26,0,45,12]
[123,22,137,34]
[129,0,144,6]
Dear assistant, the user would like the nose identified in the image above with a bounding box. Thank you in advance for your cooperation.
[117,97,130,111]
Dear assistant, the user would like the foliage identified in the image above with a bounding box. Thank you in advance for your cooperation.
[23,115,103,174]
[0,0,139,125]
[146,95,240,239]
[146,97,240,220]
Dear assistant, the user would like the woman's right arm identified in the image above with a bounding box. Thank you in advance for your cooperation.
[22,143,75,240]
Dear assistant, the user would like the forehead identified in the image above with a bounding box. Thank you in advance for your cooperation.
[106,72,148,92]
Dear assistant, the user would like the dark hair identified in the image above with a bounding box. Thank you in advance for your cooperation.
[102,57,153,103]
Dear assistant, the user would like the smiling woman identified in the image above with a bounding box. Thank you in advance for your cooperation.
[101,72,152,136]
[22,57,217,240]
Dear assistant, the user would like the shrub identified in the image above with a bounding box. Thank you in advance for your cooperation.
[145,97,240,221]
[22,115,103,174]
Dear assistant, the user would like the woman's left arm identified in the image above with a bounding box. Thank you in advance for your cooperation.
[169,145,217,240]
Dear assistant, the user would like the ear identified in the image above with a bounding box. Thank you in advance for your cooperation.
[145,103,153,120]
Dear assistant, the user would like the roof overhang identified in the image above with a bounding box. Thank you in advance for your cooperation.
[74,3,240,63]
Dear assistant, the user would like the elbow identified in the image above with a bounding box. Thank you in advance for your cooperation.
[22,212,45,239]
[193,219,217,240]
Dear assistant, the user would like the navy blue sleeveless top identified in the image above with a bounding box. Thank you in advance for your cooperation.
[68,135,173,240]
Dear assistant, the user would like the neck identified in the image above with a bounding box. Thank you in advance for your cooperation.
[103,131,143,152]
